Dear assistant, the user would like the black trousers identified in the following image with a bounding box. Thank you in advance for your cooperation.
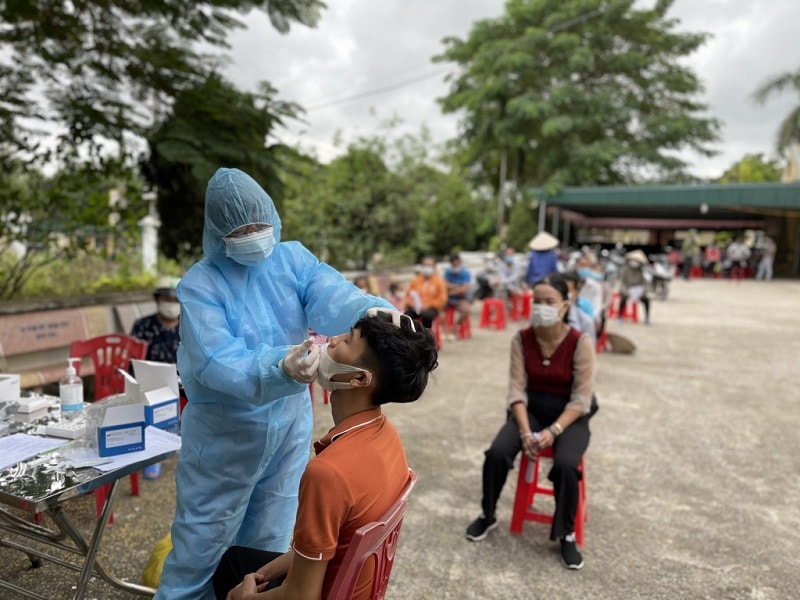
[481,408,589,540]
[404,307,439,329]
[212,546,285,600]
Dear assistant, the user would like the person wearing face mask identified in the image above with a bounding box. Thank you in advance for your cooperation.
[130,275,182,480]
[155,168,398,600]
[443,253,472,340]
[131,276,182,364]
[404,256,448,328]
[466,274,594,571]
[211,312,438,600]
[617,249,651,325]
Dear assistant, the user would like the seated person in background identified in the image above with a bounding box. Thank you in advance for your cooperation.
[404,256,447,328]
[562,272,596,345]
[618,250,651,325]
[386,281,406,311]
[213,312,438,600]
[443,253,472,340]
[352,276,370,294]
[495,248,522,299]
[131,276,181,364]
[131,275,181,480]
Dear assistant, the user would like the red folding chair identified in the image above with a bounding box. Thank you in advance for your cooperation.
[327,470,418,600]
[69,334,148,524]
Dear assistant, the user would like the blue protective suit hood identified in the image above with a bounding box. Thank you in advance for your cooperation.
[202,168,282,261]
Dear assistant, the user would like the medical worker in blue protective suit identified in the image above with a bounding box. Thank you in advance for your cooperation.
[155,168,397,600]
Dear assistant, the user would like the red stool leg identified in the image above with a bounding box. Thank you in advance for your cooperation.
[575,457,587,547]
[459,314,472,339]
[608,292,620,319]
[432,317,442,349]
[130,472,139,496]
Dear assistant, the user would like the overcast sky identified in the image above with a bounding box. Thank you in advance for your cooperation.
[225,0,800,180]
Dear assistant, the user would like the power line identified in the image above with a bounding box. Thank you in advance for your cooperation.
[301,0,631,112]
[304,66,452,111]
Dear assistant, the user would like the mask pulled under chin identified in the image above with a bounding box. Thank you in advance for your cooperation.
[316,344,373,392]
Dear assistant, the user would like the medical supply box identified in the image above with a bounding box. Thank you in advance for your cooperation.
[0,374,21,403]
[97,404,146,457]
[124,360,180,429]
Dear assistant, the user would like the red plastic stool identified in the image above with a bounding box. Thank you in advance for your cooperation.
[689,265,704,279]
[595,329,609,354]
[445,306,472,340]
[431,316,443,349]
[479,298,506,330]
[509,291,534,321]
[510,447,587,546]
[607,292,621,319]
[623,300,639,323]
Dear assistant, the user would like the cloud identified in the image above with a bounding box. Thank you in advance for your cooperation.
[227,0,800,178]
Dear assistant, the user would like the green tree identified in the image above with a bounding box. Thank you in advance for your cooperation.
[280,130,488,270]
[435,0,720,211]
[753,66,800,153]
[504,194,540,252]
[144,73,300,260]
[0,158,143,299]
[0,0,324,161]
[716,153,783,183]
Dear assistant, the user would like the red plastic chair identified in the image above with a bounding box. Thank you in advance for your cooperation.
[509,291,533,321]
[327,470,418,600]
[69,334,148,524]
[510,447,587,547]
[479,298,506,330]
[445,306,472,340]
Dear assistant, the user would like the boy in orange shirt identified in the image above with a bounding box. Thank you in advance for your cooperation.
[213,311,438,600]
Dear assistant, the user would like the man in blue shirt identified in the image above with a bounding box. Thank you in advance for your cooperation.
[443,254,472,341]
[525,231,560,286]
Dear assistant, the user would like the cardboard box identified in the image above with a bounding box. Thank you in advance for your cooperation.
[120,360,180,429]
[0,374,21,403]
[97,404,146,457]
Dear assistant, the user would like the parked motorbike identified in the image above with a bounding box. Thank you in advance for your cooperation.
[647,253,672,301]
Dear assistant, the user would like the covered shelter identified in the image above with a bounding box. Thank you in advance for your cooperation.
[533,182,800,276]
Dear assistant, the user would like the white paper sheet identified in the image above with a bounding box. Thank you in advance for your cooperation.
[0,434,66,471]
[92,426,181,472]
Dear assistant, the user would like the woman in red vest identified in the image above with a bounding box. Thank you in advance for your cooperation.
[465,274,595,570]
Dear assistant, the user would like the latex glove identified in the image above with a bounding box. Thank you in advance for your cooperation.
[279,338,320,384]
[365,307,416,332]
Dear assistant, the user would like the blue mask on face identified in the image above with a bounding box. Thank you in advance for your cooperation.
[577,267,592,280]
[224,227,275,266]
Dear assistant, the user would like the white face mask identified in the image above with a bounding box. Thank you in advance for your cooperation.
[224,227,275,266]
[420,266,434,277]
[316,343,373,392]
[158,301,180,321]
[530,304,563,328]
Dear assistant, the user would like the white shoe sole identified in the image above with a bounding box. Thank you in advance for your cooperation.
[465,521,498,542]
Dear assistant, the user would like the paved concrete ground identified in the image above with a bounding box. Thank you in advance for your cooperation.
[2,278,799,599]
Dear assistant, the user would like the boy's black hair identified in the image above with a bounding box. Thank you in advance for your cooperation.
[353,313,438,405]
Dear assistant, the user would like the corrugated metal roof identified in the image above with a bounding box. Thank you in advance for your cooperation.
[534,182,800,209]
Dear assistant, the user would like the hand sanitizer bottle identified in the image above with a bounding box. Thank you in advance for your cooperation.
[60,358,84,420]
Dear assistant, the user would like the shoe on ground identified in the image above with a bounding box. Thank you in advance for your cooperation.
[560,532,584,569]
[465,515,497,541]
[143,463,162,480]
